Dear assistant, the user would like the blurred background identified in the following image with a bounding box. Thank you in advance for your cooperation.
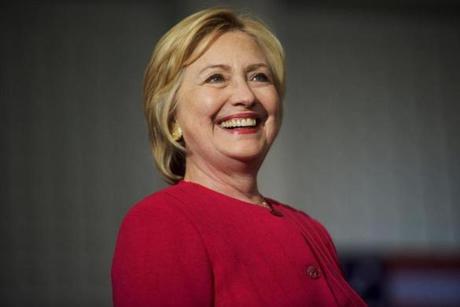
[1,0,459,306]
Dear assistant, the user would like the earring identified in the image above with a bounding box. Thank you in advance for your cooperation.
[171,123,182,141]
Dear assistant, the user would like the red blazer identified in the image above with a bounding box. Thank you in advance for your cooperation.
[112,181,366,306]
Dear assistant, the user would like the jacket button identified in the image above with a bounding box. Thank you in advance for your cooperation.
[306,265,321,279]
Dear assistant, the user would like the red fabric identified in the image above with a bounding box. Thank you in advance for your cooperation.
[112,181,367,306]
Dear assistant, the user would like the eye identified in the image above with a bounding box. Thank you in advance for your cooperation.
[205,73,225,83]
[250,72,270,82]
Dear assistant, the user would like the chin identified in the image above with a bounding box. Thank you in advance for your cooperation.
[223,147,268,163]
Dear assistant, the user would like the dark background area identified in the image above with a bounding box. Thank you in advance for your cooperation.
[1,1,459,306]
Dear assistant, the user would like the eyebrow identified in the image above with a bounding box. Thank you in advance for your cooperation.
[198,63,269,75]
[199,64,231,75]
[245,63,269,72]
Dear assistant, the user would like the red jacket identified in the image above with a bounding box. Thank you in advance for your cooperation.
[112,181,366,306]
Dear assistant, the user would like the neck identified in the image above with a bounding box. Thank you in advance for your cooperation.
[183,156,264,205]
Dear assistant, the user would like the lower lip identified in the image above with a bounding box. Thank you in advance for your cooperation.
[220,126,259,135]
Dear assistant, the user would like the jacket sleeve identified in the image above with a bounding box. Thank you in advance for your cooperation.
[111,197,213,307]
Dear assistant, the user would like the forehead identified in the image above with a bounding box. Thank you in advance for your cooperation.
[189,31,268,69]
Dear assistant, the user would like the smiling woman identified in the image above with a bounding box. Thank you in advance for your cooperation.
[142,8,285,184]
[111,7,367,307]
[176,31,281,183]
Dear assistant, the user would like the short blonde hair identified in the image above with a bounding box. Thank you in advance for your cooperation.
[144,7,285,184]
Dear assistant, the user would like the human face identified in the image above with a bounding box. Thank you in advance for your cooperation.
[175,31,281,172]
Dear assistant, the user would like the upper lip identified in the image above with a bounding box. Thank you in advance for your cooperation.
[216,112,261,124]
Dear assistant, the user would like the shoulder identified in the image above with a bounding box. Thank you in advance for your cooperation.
[112,185,213,306]
[121,184,186,222]
[112,184,210,279]
[115,184,203,253]
[114,183,208,252]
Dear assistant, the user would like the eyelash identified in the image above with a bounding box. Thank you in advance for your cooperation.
[205,74,226,83]
[204,72,271,84]
[250,73,270,82]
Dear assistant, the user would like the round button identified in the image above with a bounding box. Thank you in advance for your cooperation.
[306,265,321,279]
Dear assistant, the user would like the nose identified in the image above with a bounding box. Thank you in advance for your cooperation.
[229,78,256,107]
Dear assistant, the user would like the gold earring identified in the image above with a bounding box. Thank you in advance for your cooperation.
[171,123,182,141]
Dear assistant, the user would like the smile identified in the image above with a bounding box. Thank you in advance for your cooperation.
[220,118,257,129]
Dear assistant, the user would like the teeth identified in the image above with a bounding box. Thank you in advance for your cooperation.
[220,118,257,128]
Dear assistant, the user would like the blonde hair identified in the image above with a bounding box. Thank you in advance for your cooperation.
[144,7,285,184]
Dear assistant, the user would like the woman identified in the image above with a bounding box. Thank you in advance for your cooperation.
[112,7,366,307]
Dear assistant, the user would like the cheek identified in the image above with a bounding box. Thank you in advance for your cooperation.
[260,91,281,118]
[261,92,282,136]
[275,101,283,124]
[178,92,208,120]
[193,90,227,122]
